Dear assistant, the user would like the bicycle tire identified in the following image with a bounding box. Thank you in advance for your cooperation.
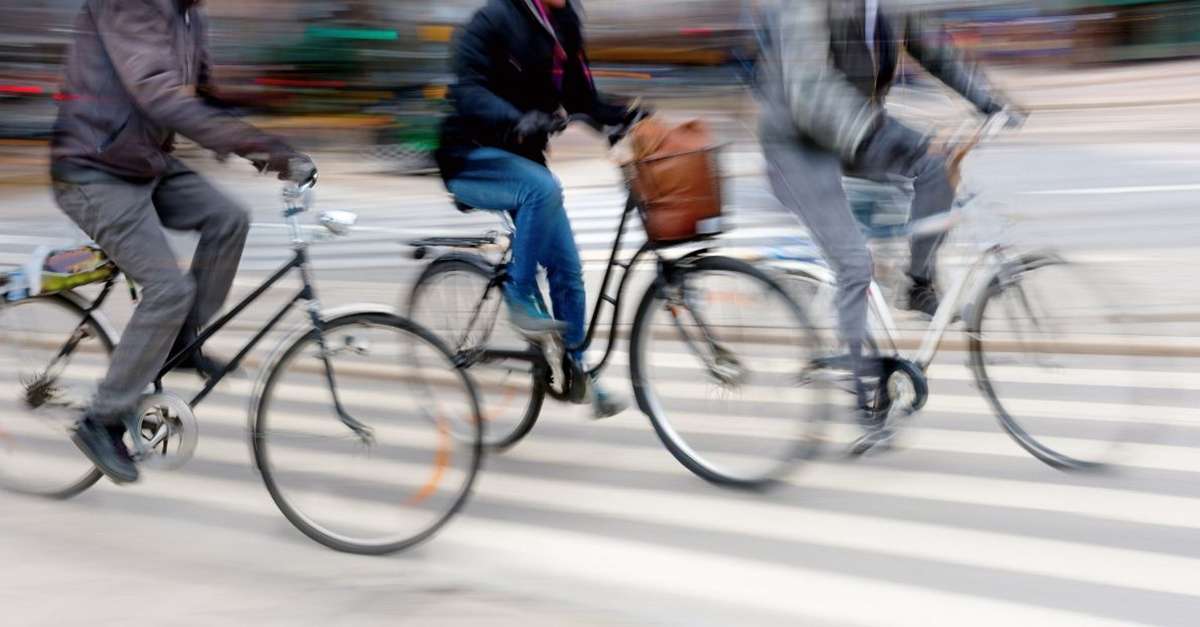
[0,293,107,499]
[968,253,1137,471]
[253,312,482,555]
[630,255,829,490]
[408,256,545,451]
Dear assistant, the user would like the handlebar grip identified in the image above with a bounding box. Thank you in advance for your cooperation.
[289,159,318,188]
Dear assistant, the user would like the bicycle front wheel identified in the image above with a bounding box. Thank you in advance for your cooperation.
[253,312,482,555]
[631,256,831,489]
[0,295,107,498]
[408,256,544,451]
[969,253,1142,470]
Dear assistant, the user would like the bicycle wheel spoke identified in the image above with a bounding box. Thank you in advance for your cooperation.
[971,256,1150,469]
[254,313,481,555]
[0,297,108,498]
[408,258,543,450]
[632,257,830,488]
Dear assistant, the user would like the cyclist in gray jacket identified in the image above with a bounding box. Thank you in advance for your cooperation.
[51,0,313,483]
[756,0,1016,450]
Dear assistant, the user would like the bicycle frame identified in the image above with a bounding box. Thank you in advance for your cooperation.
[155,245,323,408]
[51,183,370,438]
[784,201,1015,374]
[466,190,706,380]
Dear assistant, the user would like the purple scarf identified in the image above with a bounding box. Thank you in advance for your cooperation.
[528,0,594,92]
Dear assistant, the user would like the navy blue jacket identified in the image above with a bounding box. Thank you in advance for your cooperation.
[436,0,628,180]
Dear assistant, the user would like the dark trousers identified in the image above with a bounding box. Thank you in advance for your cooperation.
[52,158,250,420]
[763,127,954,355]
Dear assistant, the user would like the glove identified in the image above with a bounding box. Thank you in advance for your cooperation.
[511,110,565,144]
[854,117,931,173]
[623,102,654,126]
[250,148,316,183]
[983,101,1027,130]
[239,136,314,183]
[999,106,1029,130]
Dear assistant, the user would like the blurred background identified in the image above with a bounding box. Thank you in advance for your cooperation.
[3,0,1199,172]
[3,1,1200,626]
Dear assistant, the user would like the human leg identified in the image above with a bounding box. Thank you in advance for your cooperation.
[52,179,196,481]
[152,160,251,372]
[852,118,955,315]
[763,140,874,366]
[446,148,576,338]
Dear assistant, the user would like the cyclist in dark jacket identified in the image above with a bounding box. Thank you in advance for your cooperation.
[437,0,641,418]
[51,0,314,484]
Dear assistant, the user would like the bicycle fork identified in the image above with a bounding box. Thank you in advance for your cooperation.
[663,281,748,388]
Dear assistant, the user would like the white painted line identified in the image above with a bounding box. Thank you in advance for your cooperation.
[92,439,1164,627]
[1024,183,1200,196]
[181,425,1200,601]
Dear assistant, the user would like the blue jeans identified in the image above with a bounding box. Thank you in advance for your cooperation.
[446,147,587,359]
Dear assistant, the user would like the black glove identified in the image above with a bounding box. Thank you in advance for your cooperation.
[999,106,1029,130]
[983,101,1027,129]
[512,110,565,144]
[623,102,654,126]
[854,117,930,173]
[249,145,316,183]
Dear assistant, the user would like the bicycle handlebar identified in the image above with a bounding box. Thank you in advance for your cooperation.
[555,109,652,147]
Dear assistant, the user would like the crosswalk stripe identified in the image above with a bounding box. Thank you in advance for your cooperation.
[5,355,1196,473]
[81,392,1200,533]
[152,421,1200,599]
[87,459,1159,627]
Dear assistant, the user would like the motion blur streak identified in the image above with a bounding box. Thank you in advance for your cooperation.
[2,1,1200,626]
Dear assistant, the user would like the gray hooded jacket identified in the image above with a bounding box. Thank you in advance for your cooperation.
[757,0,1004,162]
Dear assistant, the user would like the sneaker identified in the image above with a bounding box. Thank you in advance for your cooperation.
[503,290,566,338]
[71,415,139,484]
[905,278,941,318]
[588,377,629,419]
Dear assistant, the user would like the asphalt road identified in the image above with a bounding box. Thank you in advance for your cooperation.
[1,135,1200,626]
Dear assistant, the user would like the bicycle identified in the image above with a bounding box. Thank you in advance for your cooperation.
[0,174,482,555]
[769,112,1138,469]
[407,116,830,490]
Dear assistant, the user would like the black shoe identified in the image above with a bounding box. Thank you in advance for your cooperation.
[169,328,228,380]
[848,423,896,457]
[905,279,941,318]
[72,416,139,484]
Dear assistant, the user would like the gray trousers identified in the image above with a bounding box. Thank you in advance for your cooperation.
[763,135,953,354]
[52,159,250,421]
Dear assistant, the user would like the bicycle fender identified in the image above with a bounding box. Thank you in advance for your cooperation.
[57,290,122,347]
[427,252,503,279]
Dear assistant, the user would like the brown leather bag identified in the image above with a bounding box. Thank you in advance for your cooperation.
[625,117,724,245]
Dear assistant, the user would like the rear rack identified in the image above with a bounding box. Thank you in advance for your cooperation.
[408,235,498,249]
[408,234,505,260]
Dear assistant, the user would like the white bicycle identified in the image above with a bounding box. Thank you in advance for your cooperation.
[769,113,1140,470]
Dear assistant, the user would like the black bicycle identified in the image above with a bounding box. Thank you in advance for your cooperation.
[0,175,482,555]
[407,117,829,490]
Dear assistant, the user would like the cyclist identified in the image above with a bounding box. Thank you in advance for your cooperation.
[436,0,646,418]
[50,0,314,483]
[755,0,1018,450]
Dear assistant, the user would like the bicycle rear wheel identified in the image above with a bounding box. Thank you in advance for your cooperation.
[631,256,831,489]
[253,312,481,555]
[0,295,107,498]
[969,253,1142,470]
[408,257,544,451]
